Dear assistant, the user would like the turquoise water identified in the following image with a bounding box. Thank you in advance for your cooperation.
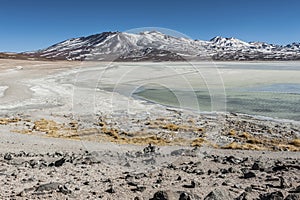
[134,83,300,121]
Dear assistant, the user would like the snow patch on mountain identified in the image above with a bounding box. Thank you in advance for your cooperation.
[27,31,300,61]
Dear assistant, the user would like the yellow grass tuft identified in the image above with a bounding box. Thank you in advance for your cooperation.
[191,138,206,147]
[240,132,251,139]
[228,129,236,136]
[0,118,20,125]
[246,138,262,144]
[289,139,300,147]
[161,123,180,131]
[101,127,119,139]
[33,119,60,135]
[222,142,242,149]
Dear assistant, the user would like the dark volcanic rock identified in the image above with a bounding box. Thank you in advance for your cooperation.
[179,192,192,200]
[105,186,116,194]
[4,153,13,160]
[183,180,197,188]
[131,185,146,192]
[235,192,248,200]
[240,168,256,179]
[285,193,300,200]
[49,157,66,167]
[204,188,232,200]
[252,161,265,171]
[289,185,300,193]
[151,191,169,200]
[243,171,256,179]
[259,191,284,200]
[35,182,62,192]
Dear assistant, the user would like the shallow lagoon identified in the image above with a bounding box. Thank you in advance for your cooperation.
[130,62,300,121]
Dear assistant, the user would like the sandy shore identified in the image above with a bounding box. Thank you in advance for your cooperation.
[0,59,299,199]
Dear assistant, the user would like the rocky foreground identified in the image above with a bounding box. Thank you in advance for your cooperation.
[0,145,299,200]
[0,110,299,200]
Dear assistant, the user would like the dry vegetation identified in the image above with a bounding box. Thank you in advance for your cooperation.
[1,116,299,151]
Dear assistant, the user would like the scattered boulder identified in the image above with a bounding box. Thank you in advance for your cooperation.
[143,144,157,154]
[49,157,66,167]
[131,185,146,192]
[35,182,63,192]
[252,161,265,171]
[179,192,192,200]
[241,169,256,179]
[259,191,284,200]
[142,157,156,165]
[58,185,72,195]
[285,193,300,200]
[151,191,169,200]
[235,192,248,200]
[183,181,197,188]
[243,171,256,179]
[4,153,13,160]
[289,185,300,193]
[105,186,116,194]
[204,188,232,200]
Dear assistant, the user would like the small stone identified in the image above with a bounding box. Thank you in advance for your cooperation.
[170,149,187,156]
[127,181,138,186]
[243,171,256,179]
[183,181,196,188]
[58,185,72,195]
[131,185,146,192]
[143,144,157,154]
[124,162,131,167]
[105,186,115,194]
[245,186,252,192]
[17,191,26,197]
[279,176,288,189]
[204,188,232,200]
[217,174,226,179]
[54,158,66,167]
[142,157,156,165]
[289,185,300,193]
[4,153,13,160]
[259,191,284,200]
[83,181,89,185]
[236,192,248,200]
[151,191,168,200]
[29,160,39,168]
[193,169,205,175]
[55,151,64,157]
[179,192,192,200]
[285,193,300,200]
[35,182,62,192]
[252,162,260,170]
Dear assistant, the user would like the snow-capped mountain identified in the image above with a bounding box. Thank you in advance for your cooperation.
[25,31,300,61]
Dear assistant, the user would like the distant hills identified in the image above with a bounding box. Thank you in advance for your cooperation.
[2,31,300,61]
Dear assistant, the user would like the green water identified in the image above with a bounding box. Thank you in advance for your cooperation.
[134,84,300,121]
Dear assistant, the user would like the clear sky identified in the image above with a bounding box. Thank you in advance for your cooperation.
[1,0,300,52]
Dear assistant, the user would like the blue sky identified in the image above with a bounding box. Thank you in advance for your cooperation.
[1,0,300,52]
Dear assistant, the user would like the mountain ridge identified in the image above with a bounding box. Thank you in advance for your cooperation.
[2,31,300,61]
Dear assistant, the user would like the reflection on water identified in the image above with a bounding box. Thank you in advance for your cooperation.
[134,84,300,121]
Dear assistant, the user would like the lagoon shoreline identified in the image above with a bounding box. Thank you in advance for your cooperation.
[0,59,299,199]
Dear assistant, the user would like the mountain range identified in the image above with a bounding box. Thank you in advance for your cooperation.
[2,31,300,61]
